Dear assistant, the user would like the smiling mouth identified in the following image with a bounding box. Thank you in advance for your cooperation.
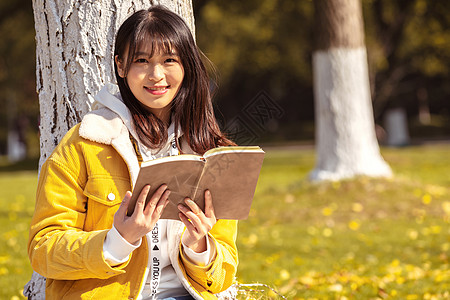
[147,86,168,91]
[145,86,169,95]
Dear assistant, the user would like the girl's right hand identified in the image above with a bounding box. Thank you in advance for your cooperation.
[114,184,170,245]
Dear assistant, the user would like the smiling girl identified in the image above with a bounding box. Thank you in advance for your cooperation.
[28,6,237,300]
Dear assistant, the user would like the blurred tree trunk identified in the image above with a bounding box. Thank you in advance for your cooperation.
[310,0,392,181]
[24,0,195,299]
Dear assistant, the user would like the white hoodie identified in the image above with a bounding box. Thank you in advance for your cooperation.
[95,84,215,299]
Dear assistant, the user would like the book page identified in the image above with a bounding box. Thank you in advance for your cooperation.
[203,146,263,157]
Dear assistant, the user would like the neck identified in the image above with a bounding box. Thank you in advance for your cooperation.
[149,107,171,125]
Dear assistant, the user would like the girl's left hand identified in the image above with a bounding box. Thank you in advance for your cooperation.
[178,190,216,253]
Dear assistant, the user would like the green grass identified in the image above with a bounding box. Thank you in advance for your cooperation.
[1,145,449,299]
[0,171,37,299]
[236,144,450,299]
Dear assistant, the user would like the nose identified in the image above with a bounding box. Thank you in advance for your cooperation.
[148,63,164,81]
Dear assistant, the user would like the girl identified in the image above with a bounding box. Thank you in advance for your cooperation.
[28,6,238,300]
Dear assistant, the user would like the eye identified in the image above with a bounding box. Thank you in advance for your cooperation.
[135,58,148,63]
[165,57,179,63]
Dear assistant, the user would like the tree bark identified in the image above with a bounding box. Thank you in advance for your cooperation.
[311,0,392,181]
[34,0,195,170]
[24,0,202,299]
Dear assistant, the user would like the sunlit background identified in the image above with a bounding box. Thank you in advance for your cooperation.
[0,1,449,299]
[1,0,449,161]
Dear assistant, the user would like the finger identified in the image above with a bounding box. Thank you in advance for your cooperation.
[185,197,211,226]
[184,198,202,215]
[179,212,197,233]
[178,203,203,229]
[145,189,170,216]
[115,191,132,220]
[132,185,151,217]
[204,190,215,219]
[145,184,168,210]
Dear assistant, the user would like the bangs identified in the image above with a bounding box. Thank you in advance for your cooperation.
[136,33,175,57]
[124,19,182,70]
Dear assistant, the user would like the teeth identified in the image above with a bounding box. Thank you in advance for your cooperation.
[148,87,167,91]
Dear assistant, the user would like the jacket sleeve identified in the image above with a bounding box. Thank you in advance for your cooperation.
[27,142,129,280]
[179,219,238,293]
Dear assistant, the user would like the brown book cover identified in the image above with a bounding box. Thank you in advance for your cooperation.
[127,146,265,220]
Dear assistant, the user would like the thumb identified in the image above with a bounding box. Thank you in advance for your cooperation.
[115,191,132,219]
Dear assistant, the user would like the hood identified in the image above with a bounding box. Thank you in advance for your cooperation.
[91,83,182,160]
[93,83,136,140]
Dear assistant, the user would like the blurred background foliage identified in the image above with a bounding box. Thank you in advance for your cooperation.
[0,0,449,158]
[0,0,38,157]
[194,0,450,142]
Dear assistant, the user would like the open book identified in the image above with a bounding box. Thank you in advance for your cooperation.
[127,146,265,220]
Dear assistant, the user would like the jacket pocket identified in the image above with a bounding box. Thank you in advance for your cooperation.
[83,176,131,231]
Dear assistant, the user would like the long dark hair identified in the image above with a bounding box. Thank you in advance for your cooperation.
[114,5,234,154]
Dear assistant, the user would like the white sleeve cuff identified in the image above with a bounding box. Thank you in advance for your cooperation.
[181,235,216,266]
[103,225,141,266]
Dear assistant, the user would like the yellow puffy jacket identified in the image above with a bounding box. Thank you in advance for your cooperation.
[28,107,238,299]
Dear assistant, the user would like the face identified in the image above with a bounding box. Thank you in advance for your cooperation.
[116,44,184,122]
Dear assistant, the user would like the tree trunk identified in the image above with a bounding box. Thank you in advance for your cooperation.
[24,0,197,299]
[34,0,195,170]
[310,0,392,181]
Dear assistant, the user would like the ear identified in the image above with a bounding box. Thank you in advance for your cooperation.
[115,55,125,78]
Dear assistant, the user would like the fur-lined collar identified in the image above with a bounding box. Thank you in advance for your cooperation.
[78,107,194,186]
[79,107,141,186]
[79,107,124,145]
